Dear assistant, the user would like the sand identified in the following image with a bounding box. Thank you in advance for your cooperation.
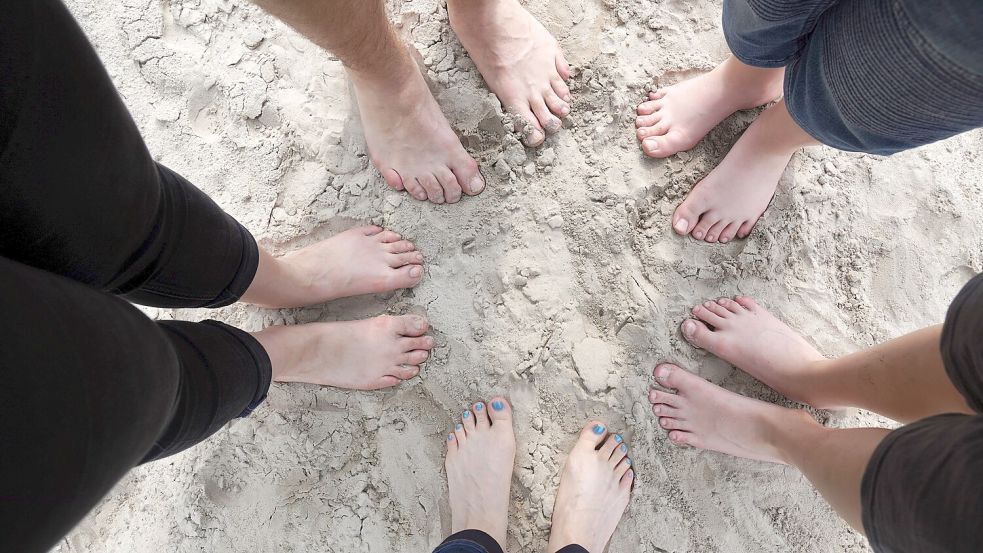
[55,0,983,552]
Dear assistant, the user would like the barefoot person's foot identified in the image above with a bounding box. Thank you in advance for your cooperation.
[635,56,783,158]
[350,58,484,204]
[680,296,827,405]
[243,226,425,309]
[669,99,819,242]
[446,398,516,549]
[547,422,633,553]
[448,0,572,147]
[648,363,820,463]
[254,314,434,390]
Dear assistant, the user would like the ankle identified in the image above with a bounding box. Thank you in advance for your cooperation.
[717,56,784,107]
[766,409,824,465]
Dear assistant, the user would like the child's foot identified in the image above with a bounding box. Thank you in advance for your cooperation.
[670,99,817,242]
[448,0,571,147]
[246,226,425,309]
[635,56,783,158]
[680,297,827,405]
[648,364,818,463]
[350,62,484,204]
[547,422,633,553]
[255,314,433,390]
[446,398,516,549]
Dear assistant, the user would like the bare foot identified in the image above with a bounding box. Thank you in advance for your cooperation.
[680,296,826,405]
[670,99,818,243]
[243,226,425,309]
[648,363,819,464]
[635,56,783,158]
[254,314,434,390]
[350,60,484,204]
[547,422,633,553]
[446,398,516,549]
[449,0,571,147]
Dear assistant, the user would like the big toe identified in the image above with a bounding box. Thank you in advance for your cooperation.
[671,192,709,236]
[577,421,609,449]
[488,397,514,426]
[653,363,700,391]
[640,130,689,159]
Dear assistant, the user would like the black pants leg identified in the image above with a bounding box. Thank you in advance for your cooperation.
[431,530,587,553]
[0,1,272,552]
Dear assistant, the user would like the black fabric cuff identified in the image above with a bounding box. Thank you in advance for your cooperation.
[941,272,983,413]
[434,530,504,553]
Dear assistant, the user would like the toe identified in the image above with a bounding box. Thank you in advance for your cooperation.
[647,388,683,408]
[620,468,634,490]
[649,89,667,100]
[671,192,709,237]
[652,363,688,389]
[510,106,545,147]
[401,335,435,352]
[641,130,688,159]
[680,318,717,349]
[449,155,484,196]
[703,300,731,319]
[393,364,420,380]
[388,251,424,268]
[636,100,661,115]
[394,315,429,337]
[737,220,755,239]
[734,296,759,311]
[614,456,631,480]
[436,168,463,204]
[400,349,430,366]
[531,97,563,135]
[488,397,512,424]
[650,403,680,418]
[360,225,383,236]
[599,433,620,459]
[551,76,572,104]
[659,417,688,431]
[417,174,445,204]
[453,421,467,444]
[610,439,629,465]
[636,122,670,140]
[544,89,571,118]
[717,297,744,314]
[692,303,726,327]
[401,174,428,201]
[473,401,490,427]
[447,432,459,450]
[718,222,741,244]
[376,230,402,243]
[703,220,728,243]
[462,407,476,431]
[690,214,719,242]
[555,50,571,80]
[386,239,416,254]
[577,421,609,449]
[668,431,697,447]
[382,168,405,192]
[634,112,662,128]
[385,265,423,289]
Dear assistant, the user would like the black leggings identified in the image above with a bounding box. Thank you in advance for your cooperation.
[0,1,272,551]
[433,530,586,553]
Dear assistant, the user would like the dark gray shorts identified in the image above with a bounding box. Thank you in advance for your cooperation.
[724,0,983,155]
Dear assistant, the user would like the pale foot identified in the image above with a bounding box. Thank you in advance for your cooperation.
[670,99,816,243]
[254,314,434,390]
[648,363,819,464]
[547,422,633,553]
[446,398,516,549]
[448,0,571,147]
[244,226,425,309]
[681,296,827,405]
[350,61,484,204]
[635,56,783,158]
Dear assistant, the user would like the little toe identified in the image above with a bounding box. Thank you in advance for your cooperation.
[680,318,717,350]
[531,97,563,135]
[436,169,463,204]
[488,397,512,424]
[388,251,424,268]
[400,349,430,366]
[382,169,405,192]
[447,432,459,450]
[544,90,570,118]
[620,469,634,490]
[395,315,429,337]
[578,421,609,450]
[473,401,490,427]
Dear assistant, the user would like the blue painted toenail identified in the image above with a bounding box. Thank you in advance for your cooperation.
[448,434,454,441]
[475,403,483,411]
[614,434,622,443]
[492,401,504,411]
[456,423,462,430]
[463,411,470,418]
[592,424,604,435]
[626,458,632,466]
[620,443,627,452]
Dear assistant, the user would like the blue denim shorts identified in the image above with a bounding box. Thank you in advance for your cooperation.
[723,0,983,155]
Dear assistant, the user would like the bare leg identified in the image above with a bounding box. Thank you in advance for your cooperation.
[680,296,973,423]
[649,364,887,532]
[251,0,483,204]
[447,0,572,147]
[670,99,819,243]
[239,226,423,309]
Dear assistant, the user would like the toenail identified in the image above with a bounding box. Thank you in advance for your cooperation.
[614,434,622,443]
[456,423,462,430]
[592,424,605,435]
[661,419,669,427]
[409,266,422,278]
[475,403,483,411]
[492,400,504,411]
[682,320,696,336]
[448,434,454,441]
[463,411,470,419]
[643,138,658,150]
[620,444,628,453]
[656,366,671,381]
[469,175,485,194]
[626,457,632,466]
[416,252,424,262]
[674,218,689,234]
[560,105,570,116]
[694,231,704,239]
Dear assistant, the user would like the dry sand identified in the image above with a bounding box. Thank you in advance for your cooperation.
[56,0,983,551]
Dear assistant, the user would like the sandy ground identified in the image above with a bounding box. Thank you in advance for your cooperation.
[54,0,983,552]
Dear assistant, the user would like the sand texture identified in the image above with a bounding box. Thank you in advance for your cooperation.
[56,0,983,552]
